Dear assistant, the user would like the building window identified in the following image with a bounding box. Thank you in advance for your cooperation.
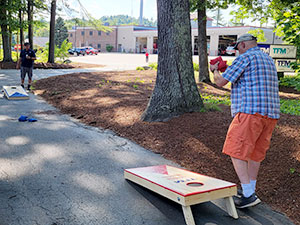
[81,31,85,36]
[89,31,93,36]
[98,31,101,36]
[70,33,73,37]
[97,44,101,49]
[90,44,93,47]
[81,43,84,47]
[106,32,110,36]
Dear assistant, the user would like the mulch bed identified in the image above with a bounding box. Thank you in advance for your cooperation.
[33,70,300,224]
[0,61,103,69]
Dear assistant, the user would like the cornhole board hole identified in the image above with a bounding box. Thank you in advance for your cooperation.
[124,165,238,225]
[3,86,29,100]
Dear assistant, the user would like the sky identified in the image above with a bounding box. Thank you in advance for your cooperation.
[64,0,244,26]
[65,0,157,20]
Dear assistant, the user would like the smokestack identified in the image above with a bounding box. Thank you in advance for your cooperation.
[139,0,143,25]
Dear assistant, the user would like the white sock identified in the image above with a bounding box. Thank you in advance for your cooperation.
[241,183,254,198]
[250,179,257,192]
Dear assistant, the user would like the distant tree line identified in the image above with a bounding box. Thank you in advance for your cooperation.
[100,15,157,27]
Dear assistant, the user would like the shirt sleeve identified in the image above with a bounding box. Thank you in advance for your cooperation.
[31,50,36,58]
[222,55,250,84]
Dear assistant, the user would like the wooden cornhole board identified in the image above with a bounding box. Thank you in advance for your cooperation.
[124,165,238,225]
[3,86,29,100]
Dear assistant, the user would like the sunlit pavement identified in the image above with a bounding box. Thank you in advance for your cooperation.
[0,59,295,225]
[69,52,237,70]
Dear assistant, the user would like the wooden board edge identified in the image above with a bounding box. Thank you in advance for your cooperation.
[124,170,187,206]
[185,186,237,206]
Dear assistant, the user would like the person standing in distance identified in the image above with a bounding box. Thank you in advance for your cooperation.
[210,33,280,208]
[16,42,36,91]
[145,51,149,63]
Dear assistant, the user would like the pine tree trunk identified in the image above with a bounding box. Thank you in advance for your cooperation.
[19,9,24,49]
[1,25,12,62]
[27,0,33,47]
[48,0,56,63]
[0,0,12,62]
[141,0,204,122]
[197,2,210,82]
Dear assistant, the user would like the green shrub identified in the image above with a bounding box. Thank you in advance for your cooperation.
[201,93,300,116]
[55,40,72,63]
[201,103,222,112]
[35,40,72,63]
[280,98,300,115]
[136,66,145,71]
[201,94,231,106]
[279,75,300,92]
[148,62,158,70]
[106,45,113,52]
[0,49,19,62]
[193,62,199,71]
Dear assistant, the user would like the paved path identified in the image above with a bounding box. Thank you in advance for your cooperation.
[69,53,236,71]
[0,63,295,225]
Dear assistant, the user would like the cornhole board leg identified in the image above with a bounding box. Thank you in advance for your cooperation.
[182,206,196,225]
[224,196,238,219]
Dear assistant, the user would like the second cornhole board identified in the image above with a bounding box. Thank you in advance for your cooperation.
[3,86,29,100]
[124,165,238,225]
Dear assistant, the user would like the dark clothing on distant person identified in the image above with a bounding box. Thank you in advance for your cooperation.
[20,49,36,68]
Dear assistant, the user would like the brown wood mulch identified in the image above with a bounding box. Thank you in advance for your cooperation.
[33,70,300,224]
[0,61,103,69]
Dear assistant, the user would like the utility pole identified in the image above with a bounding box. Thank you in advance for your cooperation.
[74,21,77,48]
[139,0,143,25]
[216,8,220,27]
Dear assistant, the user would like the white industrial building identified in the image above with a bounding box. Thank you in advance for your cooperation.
[68,12,284,56]
[116,24,283,56]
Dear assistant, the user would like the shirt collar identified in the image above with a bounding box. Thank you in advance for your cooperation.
[246,46,260,52]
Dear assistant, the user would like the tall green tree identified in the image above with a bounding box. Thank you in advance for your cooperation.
[48,0,56,63]
[99,15,157,27]
[142,0,204,122]
[55,17,68,48]
[231,0,300,71]
[0,0,24,62]
[27,0,33,47]
[190,0,234,83]
[276,2,300,72]
[19,6,25,49]
[0,0,12,62]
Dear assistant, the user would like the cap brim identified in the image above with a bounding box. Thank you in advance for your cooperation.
[233,42,239,50]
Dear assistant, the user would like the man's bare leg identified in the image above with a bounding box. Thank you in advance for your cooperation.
[231,157,250,184]
[248,160,260,180]
[248,160,260,192]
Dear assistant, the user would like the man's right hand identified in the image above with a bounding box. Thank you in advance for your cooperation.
[210,62,219,72]
[16,65,20,69]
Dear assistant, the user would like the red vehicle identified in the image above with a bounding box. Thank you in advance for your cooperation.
[85,47,99,55]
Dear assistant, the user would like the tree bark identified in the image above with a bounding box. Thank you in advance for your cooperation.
[197,1,210,82]
[141,0,204,122]
[48,0,56,63]
[0,0,12,62]
[19,8,24,50]
[27,0,33,47]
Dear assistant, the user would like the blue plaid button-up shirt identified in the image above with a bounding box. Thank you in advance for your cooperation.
[222,46,280,119]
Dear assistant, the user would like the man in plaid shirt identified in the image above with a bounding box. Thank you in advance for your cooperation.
[210,33,280,209]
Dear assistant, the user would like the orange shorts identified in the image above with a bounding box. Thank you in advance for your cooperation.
[222,113,278,162]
